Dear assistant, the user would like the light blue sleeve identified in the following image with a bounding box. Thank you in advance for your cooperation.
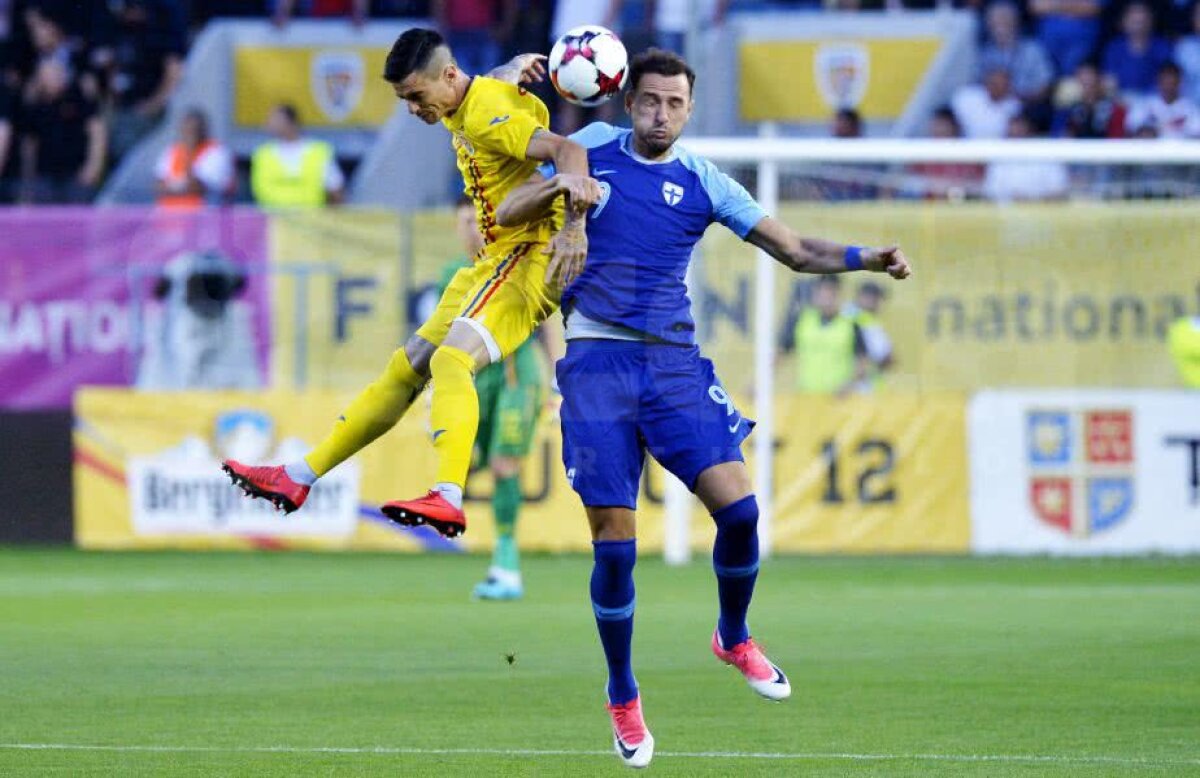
[704,164,769,239]
[683,152,768,239]
[536,122,627,178]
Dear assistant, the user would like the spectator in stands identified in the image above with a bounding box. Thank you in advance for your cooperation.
[951,66,1022,138]
[1125,61,1200,136]
[1054,59,1128,136]
[433,0,517,78]
[192,1,270,28]
[909,107,983,199]
[0,78,11,202]
[652,0,728,55]
[251,103,345,207]
[272,0,369,27]
[979,1,1055,105]
[1174,1,1200,104]
[831,106,862,138]
[22,4,74,78]
[845,281,893,392]
[19,57,105,203]
[504,0,554,61]
[1030,0,1105,76]
[779,275,869,397]
[1103,1,1172,96]
[108,0,186,160]
[825,107,882,199]
[1167,315,1200,388]
[154,108,234,208]
[984,113,1070,201]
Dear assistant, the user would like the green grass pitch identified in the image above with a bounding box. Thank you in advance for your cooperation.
[0,549,1197,776]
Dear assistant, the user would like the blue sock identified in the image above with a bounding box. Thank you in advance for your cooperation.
[591,539,638,705]
[712,495,760,649]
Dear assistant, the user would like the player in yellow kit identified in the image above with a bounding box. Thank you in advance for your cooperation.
[223,29,601,537]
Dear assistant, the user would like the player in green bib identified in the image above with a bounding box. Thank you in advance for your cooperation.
[440,199,546,600]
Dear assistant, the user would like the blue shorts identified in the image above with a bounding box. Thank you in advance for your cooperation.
[556,339,754,509]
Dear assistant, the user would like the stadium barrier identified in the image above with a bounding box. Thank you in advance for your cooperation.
[73,389,972,554]
[2,204,1195,553]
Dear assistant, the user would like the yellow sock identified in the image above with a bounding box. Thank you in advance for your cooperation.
[305,348,426,477]
[428,345,480,489]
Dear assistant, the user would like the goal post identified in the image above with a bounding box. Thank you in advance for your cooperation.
[662,135,1200,562]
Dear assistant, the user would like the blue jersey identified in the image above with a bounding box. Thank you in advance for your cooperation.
[540,123,767,345]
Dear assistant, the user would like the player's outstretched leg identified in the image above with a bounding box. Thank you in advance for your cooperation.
[473,470,524,600]
[591,536,653,768]
[381,336,480,538]
[224,346,428,512]
[708,495,791,701]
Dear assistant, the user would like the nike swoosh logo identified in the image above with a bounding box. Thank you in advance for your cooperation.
[771,666,788,685]
[728,418,742,434]
[616,738,639,760]
[592,169,617,176]
[432,429,447,441]
[489,115,510,125]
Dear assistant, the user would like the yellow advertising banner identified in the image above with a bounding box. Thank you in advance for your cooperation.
[269,209,408,390]
[73,388,967,554]
[739,39,941,121]
[234,47,396,127]
[695,202,1200,391]
[268,209,551,391]
[764,393,969,553]
[73,388,668,553]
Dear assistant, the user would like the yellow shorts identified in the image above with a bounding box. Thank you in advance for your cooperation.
[415,239,558,361]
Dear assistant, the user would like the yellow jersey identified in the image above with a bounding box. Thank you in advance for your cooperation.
[442,77,562,247]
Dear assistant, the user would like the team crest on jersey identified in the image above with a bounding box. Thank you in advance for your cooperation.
[814,43,869,109]
[662,181,684,206]
[1026,409,1135,538]
[311,50,365,122]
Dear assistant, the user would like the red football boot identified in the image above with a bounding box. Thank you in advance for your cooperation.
[222,460,310,514]
[711,630,791,701]
[381,490,467,538]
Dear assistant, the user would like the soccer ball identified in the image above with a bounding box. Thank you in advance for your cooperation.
[549,25,628,107]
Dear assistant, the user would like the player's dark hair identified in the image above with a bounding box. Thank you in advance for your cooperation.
[1159,60,1182,78]
[456,195,473,208]
[384,28,448,84]
[628,48,696,94]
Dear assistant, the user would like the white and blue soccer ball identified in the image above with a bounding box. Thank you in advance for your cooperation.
[549,25,629,107]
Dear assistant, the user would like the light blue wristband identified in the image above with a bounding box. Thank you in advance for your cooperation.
[844,245,865,271]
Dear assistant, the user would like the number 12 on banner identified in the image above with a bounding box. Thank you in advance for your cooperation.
[820,439,897,505]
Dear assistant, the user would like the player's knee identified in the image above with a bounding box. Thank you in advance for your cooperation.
[712,495,759,535]
[588,507,636,542]
[402,336,435,376]
[492,457,520,479]
[430,345,477,378]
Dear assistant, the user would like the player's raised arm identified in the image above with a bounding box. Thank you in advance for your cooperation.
[745,217,913,280]
[496,170,600,227]
[524,129,593,191]
[486,53,548,86]
[521,130,602,287]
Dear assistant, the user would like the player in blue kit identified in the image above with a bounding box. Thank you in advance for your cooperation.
[497,49,912,768]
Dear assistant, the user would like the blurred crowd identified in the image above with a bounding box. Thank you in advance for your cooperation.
[916,0,1200,200]
[2,0,1199,204]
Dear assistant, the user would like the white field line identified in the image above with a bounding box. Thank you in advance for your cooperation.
[1,743,1197,767]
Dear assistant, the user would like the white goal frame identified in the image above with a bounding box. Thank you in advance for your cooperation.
[662,133,1200,564]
